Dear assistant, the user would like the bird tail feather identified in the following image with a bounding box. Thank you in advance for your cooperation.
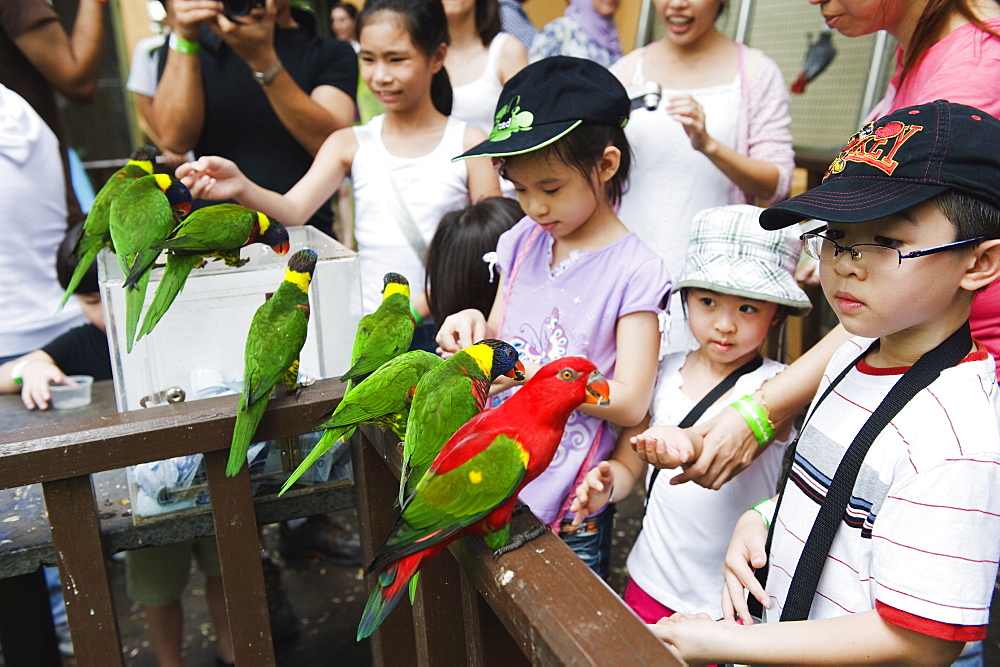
[356,554,422,641]
[124,271,150,353]
[137,254,197,341]
[279,425,354,496]
[227,396,268,477]
[58,245,101,311]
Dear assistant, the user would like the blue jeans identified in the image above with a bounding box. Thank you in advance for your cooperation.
[559,505,615,581]
[952,641,983,667]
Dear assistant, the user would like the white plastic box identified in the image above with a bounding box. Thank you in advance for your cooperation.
[97,226,362,522]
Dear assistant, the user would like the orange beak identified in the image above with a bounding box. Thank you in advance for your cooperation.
[584,370,610,406]
[505,360,526,382]
[272,241,291,255]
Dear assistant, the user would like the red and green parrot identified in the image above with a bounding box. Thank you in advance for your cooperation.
[58,145,159,308]
[279,349,444,496]
[399,339,524,504]
[357,356,610,640]
[108,173,192,353]
[340,273,415,391]
[134,204,291,341]
[227,249,318,477]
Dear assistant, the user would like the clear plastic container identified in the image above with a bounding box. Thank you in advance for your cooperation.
[49,374,94,409]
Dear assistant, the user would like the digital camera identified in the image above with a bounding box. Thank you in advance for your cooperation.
[222,0,265,19]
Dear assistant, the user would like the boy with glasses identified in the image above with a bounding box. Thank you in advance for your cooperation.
[649,100,1000,665]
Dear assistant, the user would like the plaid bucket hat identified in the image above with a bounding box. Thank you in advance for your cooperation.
[455,56,630,160]
[760,100,1000,230]
[676,205,812,317]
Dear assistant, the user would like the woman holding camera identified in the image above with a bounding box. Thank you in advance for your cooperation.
[611,0,793,352]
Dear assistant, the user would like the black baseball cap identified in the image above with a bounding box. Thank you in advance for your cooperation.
[455,56,630,161]
[760,100,1000,230]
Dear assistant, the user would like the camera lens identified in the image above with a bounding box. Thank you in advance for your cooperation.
[222,0,263,17]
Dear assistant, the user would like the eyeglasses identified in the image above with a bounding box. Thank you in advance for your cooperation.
[800,232,988,272]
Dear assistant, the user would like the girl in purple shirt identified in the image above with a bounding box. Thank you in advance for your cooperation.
[439,57,671,578]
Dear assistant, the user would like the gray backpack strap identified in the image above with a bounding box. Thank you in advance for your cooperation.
[354,124,428,265]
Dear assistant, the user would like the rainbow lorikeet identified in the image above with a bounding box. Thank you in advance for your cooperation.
[227,249,318,477]
[279,350,444,496]
[340,273,415,391]
[399,339,524,504]
[59,145,159,308]
[134,204,291,341]
[357,356,610,640]
[108,173,192,353]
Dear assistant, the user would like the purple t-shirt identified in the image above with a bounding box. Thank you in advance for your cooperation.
[493,217,672,524]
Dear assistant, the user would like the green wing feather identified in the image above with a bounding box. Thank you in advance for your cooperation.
[370,433,527,573]
[109,176,180,353]
[135,253,199,341]
[153,204,257,254]
[341,294,414,386]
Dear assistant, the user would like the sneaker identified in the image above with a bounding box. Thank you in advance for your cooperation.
[261,556,299,643]
[278,515,361,566]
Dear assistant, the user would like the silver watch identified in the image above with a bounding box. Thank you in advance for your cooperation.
[253,59,283,86]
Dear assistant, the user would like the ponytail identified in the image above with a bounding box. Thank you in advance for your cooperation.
[431,67,453,116]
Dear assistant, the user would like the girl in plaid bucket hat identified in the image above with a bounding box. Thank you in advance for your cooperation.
[570,204,810,623]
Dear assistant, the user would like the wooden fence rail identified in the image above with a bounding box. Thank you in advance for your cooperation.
[1,376,683,665]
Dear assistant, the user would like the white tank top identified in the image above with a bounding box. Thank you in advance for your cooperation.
[351,115,471,313]
[451,33,509,134]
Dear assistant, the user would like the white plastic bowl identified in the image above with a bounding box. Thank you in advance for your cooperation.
[49,375,94,410]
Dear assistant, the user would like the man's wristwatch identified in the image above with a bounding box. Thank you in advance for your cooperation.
[253,59,283,86]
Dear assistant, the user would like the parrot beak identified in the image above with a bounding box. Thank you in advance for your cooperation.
[505,360,526,382]
[272,241,291,255]
[174,201,192,216]
[584,370,610,406]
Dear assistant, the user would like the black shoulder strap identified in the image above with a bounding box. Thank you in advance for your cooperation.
[752,322,972,622]
[645,356,764,512]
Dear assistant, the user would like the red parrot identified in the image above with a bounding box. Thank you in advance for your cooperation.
[357,356,610,640]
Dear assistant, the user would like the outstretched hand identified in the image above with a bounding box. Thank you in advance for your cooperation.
[631,424,697,470]
[176,156,247,201]
[670,406,756,489]
[435,308,492,358]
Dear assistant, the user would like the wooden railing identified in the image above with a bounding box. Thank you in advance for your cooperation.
[0,377,684,666]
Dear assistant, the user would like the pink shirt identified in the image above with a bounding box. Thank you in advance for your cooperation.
[868,19,1000,373]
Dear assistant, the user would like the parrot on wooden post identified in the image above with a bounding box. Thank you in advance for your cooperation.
[279,349,444,496]
[399,339,525,504]
[134,204,290,341]
[356,356,610,640]
[58,145,159,308]
[227,249,318,477]
[340,272,416,392]
[108,173,192,353]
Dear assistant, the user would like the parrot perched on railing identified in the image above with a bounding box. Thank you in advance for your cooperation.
[279,349,445,496]
[58,145,159,308]
[108,173,191,352]
[357,357,610,640]
[791,26,836,94]
[399,339,524,504]
[133,204,290,341]
[340,273,416,392]
[227,249,318,477]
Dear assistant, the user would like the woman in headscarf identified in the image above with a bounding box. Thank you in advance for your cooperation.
[529,0,622,67]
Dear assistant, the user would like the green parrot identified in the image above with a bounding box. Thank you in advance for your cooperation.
[228,249,318,477]
[279,350,444,496]
[340,273,415,391]
[134,204,291,341]
[108,173,192,353]
[58,145,159,308]
[399,339,525,504]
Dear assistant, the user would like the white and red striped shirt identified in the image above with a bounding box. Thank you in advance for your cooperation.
[765,338,1000,640]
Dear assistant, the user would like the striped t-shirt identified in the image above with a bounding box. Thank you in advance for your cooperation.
[765,337,1000,641]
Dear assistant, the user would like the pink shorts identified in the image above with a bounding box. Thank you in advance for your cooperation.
[623,578,676,624]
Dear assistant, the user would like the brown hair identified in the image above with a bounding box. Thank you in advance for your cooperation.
[902,0,1000,82]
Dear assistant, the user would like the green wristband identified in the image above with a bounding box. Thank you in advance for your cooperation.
[409,302,423,327]
[731,395,775,447]
[168,33,200,55]
[751,497,776,530]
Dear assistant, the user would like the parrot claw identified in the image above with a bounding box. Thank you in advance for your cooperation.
[493,524,549,560]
